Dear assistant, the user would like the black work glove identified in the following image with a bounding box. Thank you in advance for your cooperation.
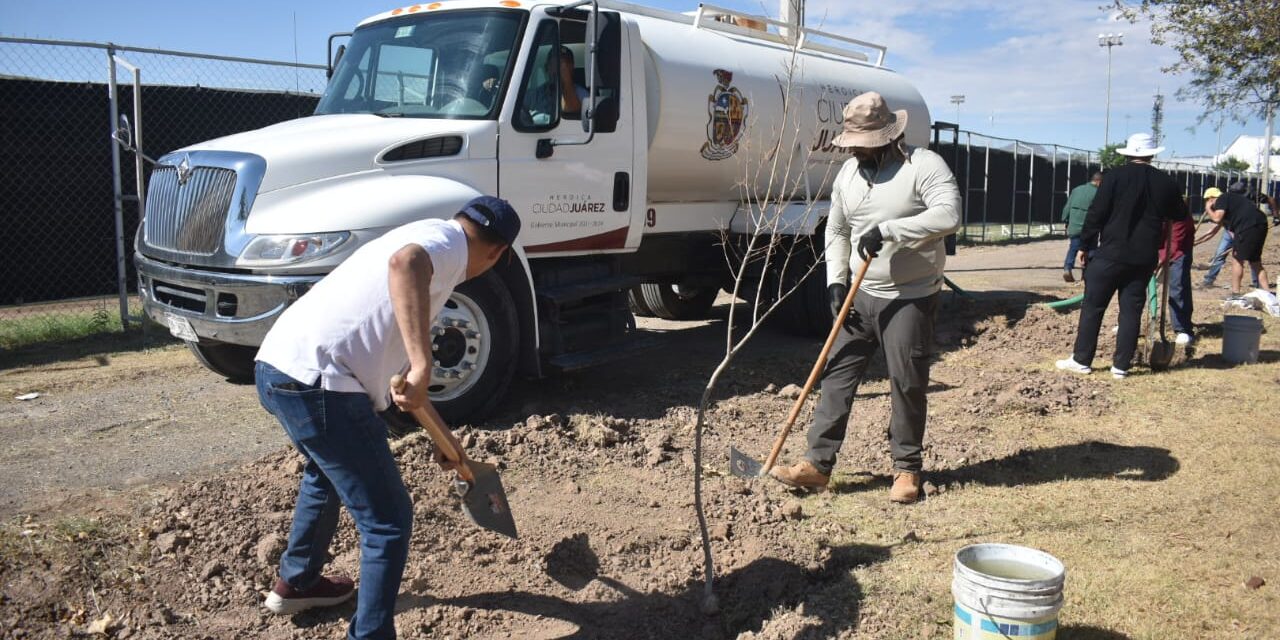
[857,226,884,261]
[827,283,848,321]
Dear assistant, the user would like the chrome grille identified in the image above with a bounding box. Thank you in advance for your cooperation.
[144,165,237,255]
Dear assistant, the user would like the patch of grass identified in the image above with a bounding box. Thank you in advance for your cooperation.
[1,319,177,371]
[50,517,108,543]
[0,308,123,351]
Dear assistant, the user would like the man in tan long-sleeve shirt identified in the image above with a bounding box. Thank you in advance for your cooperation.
[771,92,961,503]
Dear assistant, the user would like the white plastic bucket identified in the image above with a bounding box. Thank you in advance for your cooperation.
[1222,315,1263,364]
[952,544,1065,640]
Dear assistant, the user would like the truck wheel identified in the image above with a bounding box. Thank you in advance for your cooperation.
[187,341,257,383]
[640,283,717,320]
[429,271,519,424]
[628,286,655,317]
[773,261,830,338]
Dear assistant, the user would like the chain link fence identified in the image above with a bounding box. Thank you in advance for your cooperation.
[0,37,325,352]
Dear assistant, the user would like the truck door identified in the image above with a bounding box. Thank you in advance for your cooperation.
[498,10,635,255]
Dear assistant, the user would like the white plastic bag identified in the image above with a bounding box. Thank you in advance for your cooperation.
[1242,289,1280,318]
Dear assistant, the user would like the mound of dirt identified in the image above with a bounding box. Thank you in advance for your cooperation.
[963,369,1112,418]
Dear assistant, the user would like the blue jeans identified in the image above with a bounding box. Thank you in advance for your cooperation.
[256,362,411,640]
[1064,235,1096,271]
[1203,233,1232,284]
[1167,254,1193,334]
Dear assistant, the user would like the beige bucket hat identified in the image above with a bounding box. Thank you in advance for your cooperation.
[833,91,909,148]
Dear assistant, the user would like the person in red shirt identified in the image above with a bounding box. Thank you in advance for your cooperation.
[1159,206,1196,345]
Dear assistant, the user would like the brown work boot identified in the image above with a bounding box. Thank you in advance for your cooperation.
[889,471,923,504]
[769,460,830,491]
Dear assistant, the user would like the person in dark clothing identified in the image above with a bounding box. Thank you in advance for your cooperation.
[1061,172,1102,282]
[1204,186,1271,298]
[1055,133,1186,379]
[1196,185,1261,290]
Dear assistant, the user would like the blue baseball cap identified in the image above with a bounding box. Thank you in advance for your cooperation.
[459,196,521,246]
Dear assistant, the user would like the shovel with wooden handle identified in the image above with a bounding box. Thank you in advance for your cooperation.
[730,258,873,478]
[390,375,518,538]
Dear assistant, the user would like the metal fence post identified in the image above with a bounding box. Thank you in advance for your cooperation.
[1050,145,1058,235]
[963,131,972,240]
[982,136,990,242]
[107,45,130,331]
[1027,143,1035,236]
[1010,140,1019,239]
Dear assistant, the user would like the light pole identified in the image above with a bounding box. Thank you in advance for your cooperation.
[1098,33,1124,146]
[950,94,965,129]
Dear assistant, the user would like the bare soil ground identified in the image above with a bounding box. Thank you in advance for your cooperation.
[2,238,1278,639]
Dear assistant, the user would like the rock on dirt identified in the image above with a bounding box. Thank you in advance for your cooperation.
[780,500,804,521]
[199,560,225,581]
[777,384,803,399]
[255,533,285,566]
[1245,576,1266,590]
[710,523,732,541]
[153,531,190,554]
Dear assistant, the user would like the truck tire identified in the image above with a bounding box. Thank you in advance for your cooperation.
[640,283,717,320]
[429,271,519,424]
[773,259,831,338]
[628,286,655,317]
[187,341,257,384]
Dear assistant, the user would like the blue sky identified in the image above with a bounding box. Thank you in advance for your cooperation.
[1,0,1268,157]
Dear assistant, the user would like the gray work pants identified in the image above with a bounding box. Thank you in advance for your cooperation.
[804,291,938,474]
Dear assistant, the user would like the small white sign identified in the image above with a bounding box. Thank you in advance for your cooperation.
[164,312,199,342]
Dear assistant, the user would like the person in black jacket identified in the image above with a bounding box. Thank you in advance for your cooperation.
[1056,133,1186,379]
[1204,186,1271,298]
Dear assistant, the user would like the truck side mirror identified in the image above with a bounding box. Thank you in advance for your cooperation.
[329,45,346,79]
[327,33,352,79]
[536,138,555,159]
[114,114,133,148]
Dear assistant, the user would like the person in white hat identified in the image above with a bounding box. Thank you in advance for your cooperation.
[770,92,961,504]
[1056,133,1187,379]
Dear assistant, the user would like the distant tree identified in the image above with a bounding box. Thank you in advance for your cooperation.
[1214,157,1252,172]
[1099,143,1126,169]
[1113,1,1279,122]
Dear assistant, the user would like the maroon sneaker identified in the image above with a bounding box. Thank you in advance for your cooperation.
[263,575,355,615]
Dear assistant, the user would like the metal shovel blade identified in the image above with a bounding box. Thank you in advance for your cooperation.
[1147,338,1175,371]
[730,447,765,478]
[456,459,518,539]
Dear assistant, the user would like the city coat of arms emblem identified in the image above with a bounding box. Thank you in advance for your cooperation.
[700,69,749,161]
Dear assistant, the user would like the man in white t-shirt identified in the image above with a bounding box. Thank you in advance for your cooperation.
[253,196,520,639]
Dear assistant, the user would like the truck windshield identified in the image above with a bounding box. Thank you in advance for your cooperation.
[316,10,523,119]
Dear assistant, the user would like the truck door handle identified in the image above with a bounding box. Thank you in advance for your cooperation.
[613,172,630,212]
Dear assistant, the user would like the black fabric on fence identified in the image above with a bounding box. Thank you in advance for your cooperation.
[931,141,1102,232]
[0,78,318,306]
[929,137,1266,235]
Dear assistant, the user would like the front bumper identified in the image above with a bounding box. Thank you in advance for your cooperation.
[136,251,323,345]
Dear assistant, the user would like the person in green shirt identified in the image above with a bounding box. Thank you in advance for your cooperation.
[1062,172,1102,282]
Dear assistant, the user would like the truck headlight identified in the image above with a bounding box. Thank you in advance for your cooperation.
[238,232,350,266]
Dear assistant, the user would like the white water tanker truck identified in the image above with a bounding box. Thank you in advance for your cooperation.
[134,0,931,421]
